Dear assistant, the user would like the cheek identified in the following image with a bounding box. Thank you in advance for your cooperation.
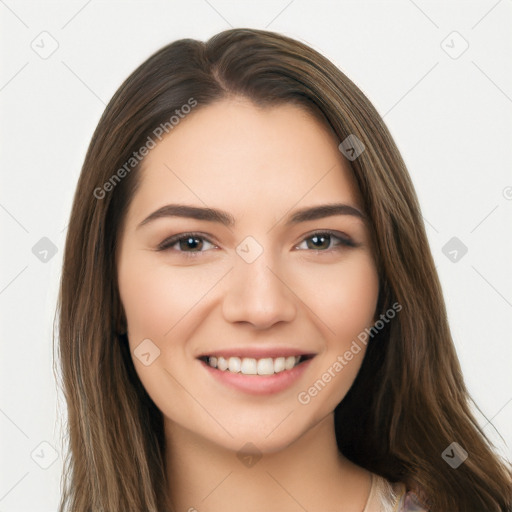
[117,253,225,345]
[117,254,216,411]
[118,249,379,351]
[118,263,175,341]
[294,254,379,409]
[298,252,380,344]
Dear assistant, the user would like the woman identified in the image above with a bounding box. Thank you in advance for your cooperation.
[57,28,512,511]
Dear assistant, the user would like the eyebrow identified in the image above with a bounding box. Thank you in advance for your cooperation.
[136,202,366,230]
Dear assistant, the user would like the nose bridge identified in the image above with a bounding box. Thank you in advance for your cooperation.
[221,237,297,328]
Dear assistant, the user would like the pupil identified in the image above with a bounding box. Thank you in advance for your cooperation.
[309,234,329,250]
[181,237,202,251]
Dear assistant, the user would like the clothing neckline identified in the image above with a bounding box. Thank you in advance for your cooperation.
[361,472,408,512]
[361,472,375,512]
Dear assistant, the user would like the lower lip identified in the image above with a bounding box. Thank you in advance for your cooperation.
[199,358,314,395]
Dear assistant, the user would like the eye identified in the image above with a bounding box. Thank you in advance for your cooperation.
[156,230,358,255]
[157,232,217,254]
[295,231,357,251]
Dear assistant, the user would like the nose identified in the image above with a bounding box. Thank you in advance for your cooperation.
[221,251,297,330]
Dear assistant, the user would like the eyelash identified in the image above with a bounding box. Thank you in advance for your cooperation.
[156,230,358,256]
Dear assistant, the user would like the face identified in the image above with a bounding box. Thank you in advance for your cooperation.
[116,98,380,453]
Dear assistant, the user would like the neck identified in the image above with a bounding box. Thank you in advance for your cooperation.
[164,414,371,512]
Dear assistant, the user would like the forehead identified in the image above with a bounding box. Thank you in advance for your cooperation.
[127,98,364,224]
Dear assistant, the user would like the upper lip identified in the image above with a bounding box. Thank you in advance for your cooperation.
[196,347,316,359]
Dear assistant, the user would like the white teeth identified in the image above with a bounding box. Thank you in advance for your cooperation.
[274,357,286,373]
[206,355,302,375]
[284,356,296,370]
[228,357,241,373]
[217,356,228,371]
[257,358,274,375]
[240,358,257,375]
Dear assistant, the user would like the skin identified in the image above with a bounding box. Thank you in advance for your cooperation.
[117,98,381,511]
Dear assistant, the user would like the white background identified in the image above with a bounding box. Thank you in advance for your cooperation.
[1,1,511,510]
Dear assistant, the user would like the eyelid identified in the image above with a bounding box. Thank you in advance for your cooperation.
[293,230,358,250]
[156,229,358,254]
[156,231,218,252]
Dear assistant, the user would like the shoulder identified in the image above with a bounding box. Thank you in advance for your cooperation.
[363,473,429,512]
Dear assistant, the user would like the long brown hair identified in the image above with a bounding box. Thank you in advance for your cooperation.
[56,28,512,511]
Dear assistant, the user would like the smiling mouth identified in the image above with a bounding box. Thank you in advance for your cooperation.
[198,354,314,376]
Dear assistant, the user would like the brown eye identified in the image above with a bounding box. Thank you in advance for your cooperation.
[296,231,357,251]
[157,233,216,253]
[306,233,331,250]
[178,236,204,251]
